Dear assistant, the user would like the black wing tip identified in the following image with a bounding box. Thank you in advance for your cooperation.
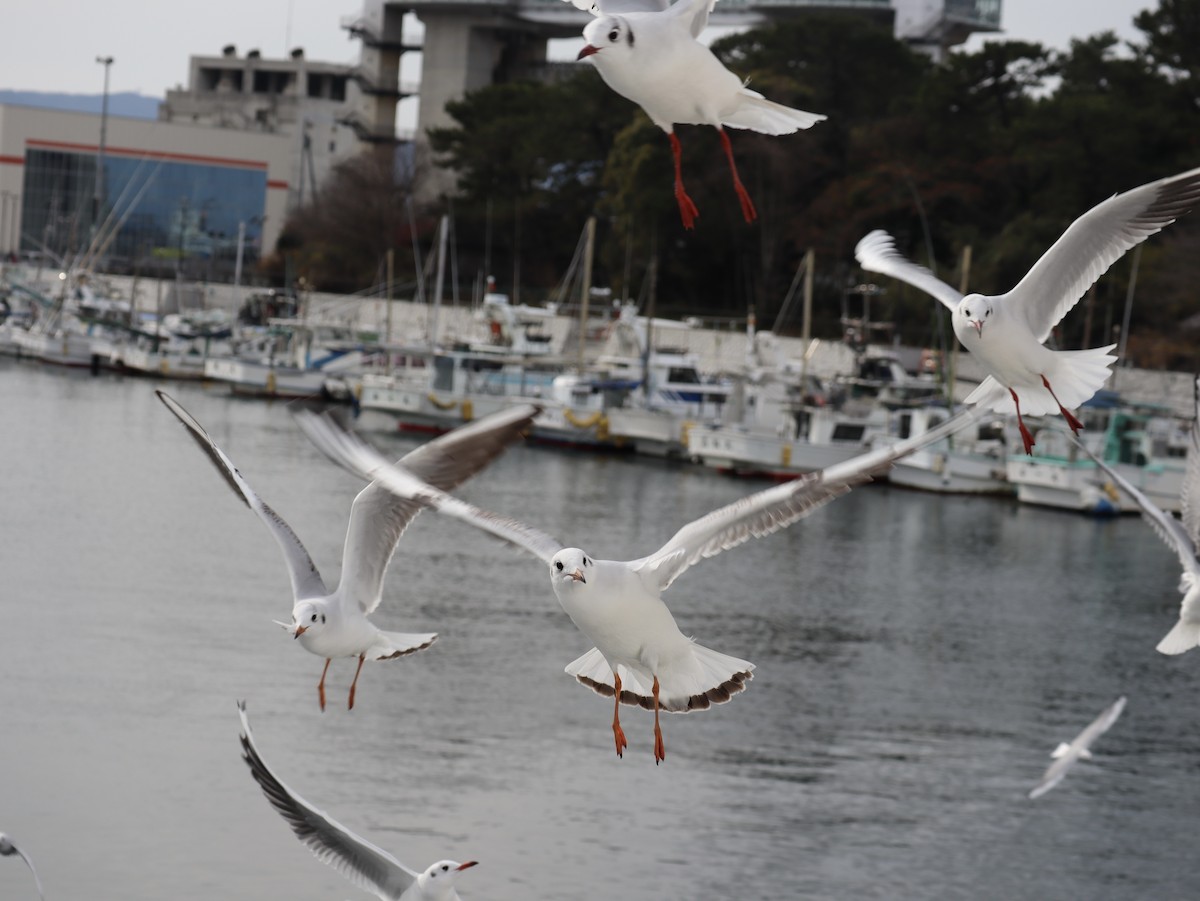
[575,670,753,713]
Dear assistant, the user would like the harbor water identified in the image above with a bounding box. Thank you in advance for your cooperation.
[1,359,1198,900]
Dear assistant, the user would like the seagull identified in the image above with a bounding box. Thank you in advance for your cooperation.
[571,0,826,229]
[294,404,985,762]
[1028,696,1127,800]
[0,833,44,901]
[854,166,1200,454]
[237,702,478,900]
[1069,376,1200,654]
[157,391,538,711]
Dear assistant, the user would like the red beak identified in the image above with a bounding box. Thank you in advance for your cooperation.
[293,625,307,639]
[970,320,983,337]
[571,569,586,584]
[577,44,599,60]
[457,861,479,871]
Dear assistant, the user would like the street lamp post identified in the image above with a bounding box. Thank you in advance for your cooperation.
[94,55,114,243]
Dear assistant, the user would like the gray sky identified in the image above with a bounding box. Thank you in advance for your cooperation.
[0,0,1158,99]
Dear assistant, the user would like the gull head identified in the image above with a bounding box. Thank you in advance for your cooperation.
[955,293,993,340]
[551,548,592,588]
[275,601,327,641]
[416,859,478,897]
[579,15,634,62]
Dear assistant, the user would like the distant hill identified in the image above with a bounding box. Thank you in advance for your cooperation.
[0,90,160,119]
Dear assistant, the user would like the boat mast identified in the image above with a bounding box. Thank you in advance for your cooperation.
[576,215,595,372]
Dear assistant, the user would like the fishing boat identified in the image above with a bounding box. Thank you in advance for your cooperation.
[1005,391,1189,514]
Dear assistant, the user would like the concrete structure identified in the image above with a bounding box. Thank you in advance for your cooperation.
[160,45,385,211]
[893,0,1001,60]
[0,102,290,277]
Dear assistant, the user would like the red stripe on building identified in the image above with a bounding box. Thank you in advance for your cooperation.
[0,155,24,165]
[25,139,270,170]
[267,179,289,190]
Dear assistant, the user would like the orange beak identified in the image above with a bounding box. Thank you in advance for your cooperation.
[577,44,599,60]
[293,624,308,639]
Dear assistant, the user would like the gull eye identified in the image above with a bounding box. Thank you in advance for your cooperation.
[442,865,449,872]
[555,561,564,571]
[310,614,317,623]
[608,28,619,41]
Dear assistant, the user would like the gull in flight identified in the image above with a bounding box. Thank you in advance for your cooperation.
[158,391,537,710]
[1028,696,1127,800]
[295,405,985,762]
[570,0,825,228]
[1070,376,1200,655]
[0,834,44,901]
[237,702,478,900]
[855,166,1200,454]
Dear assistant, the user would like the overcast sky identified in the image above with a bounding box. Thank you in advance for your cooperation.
[0,0,1159,99]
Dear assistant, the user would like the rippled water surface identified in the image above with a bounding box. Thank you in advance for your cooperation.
[2,360,1198,900]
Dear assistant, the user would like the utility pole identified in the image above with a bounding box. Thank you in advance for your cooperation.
[94,56,114,245]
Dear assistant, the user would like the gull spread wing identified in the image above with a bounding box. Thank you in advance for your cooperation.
[338,405,541,614]
[633,406,987,590]
[1029,696,1126,800]
[237,702,416,900]
[854,229,963,313]
[1070,433,1198,573]
[1181,375,1200,547]
[157,391,327,600]
[663,0,718,38]
[0,835,44,901]
[1008,166,1200,343]
[295,410,564,566]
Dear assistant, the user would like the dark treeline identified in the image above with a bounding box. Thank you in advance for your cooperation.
[270,0,1200,369]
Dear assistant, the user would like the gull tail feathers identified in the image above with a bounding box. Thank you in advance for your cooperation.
[1156,618,1200,655]
[371,630,438,660]
[565,645,754,713]
[966,345,1117,417]
[724,90,826,135]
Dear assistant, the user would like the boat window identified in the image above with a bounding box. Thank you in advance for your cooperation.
[667,367,700,384]
[831,424,866,442]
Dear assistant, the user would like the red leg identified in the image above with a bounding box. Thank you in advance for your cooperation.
[718,128,757,224]
[347,654,366,710]
[1009,388,1035,455]
[652,675,665,765]
[612,672,628,759]
[668,132,700,230]
[317,658,331,712]
[1040,374,1084,434]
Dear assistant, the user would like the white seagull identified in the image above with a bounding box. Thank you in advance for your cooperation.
[854,166,1200,455]
[1028,696,1127,800]
[571,0,826,228]
[1069,376,1200,655]
[0,833,44,901]
[237,702,478,900]
[158,391,538,711]
[294,405,985,762]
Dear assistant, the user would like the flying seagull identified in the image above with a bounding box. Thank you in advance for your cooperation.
[571,0,825,228]
[1070,376,1200,655]
[0,833,44,901]
[294,405,985,762]
[158,391,538,710]
[1029,696,1127,800]
[237,702,479,900]
[855,166,1200,454]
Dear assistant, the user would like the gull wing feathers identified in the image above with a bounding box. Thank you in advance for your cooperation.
[1070,434,1198,573]
[0,834,44,901]
[157,391,327,599]
[634,406,987,590]
[1009,166,1200,343]
[295,410,564,566]
[663,0,718,38]
[338,404,540,614]
[237,702,416,900]
[1029,696,1127,800]
[854,229,963,313]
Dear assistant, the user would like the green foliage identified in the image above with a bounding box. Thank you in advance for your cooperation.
[276,0,1200,365]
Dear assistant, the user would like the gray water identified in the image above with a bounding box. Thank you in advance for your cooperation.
[1,359,1198,901]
